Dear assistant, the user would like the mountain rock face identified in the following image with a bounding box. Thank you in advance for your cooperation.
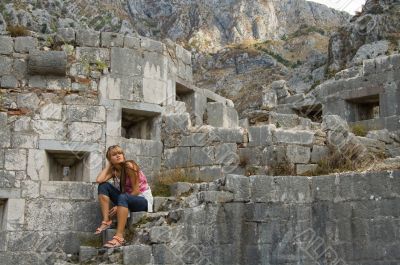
[327,0,400,72]
[127,0,349,51]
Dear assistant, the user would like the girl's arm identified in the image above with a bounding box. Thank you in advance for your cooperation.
[96,162,113,183]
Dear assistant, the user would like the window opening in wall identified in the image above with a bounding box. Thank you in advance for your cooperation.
[122,108,160,140]
[0,199,6,231]
[46,150,89,181]
[298,104,323,122]
[347,94,380,121]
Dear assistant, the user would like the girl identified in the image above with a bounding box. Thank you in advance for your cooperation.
[95,145,153,248]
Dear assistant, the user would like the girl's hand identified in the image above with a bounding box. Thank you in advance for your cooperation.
[109,206,117,217]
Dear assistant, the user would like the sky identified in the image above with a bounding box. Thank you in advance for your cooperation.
[308,0,366,14]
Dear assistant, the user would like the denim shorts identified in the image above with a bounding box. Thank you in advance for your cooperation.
[98,182,148,212]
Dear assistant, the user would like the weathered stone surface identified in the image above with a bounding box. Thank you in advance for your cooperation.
[215,143,237,165]
[76,30,100,47]
[190,146,214,166]
[197,191,234,203]
[64,105,106,123]
[170,182,192,197]
[75,47,110,64]
[124,35,140,49]
[366,129,393,144]
[16,92,40,110]
[209,127,244,143]
[5,149,27,170]
[123,244,152,265]
[141,37,165,53]
[248,125,273,147]
[68,122,103,142]
[0,170,16,188]
[0,56,13,75]
[28,75,46,88]
[101,32,124,47]
[286,145,311,164]
[206,102,238,128]
[163,147,190,168]
[273,129,314,146]
[111,47,142,76]
[56,27,76,43]
[269,112,300,128]
[11,133,38,148]
[4,199,25,231]
[39,103,62,120]
[311,145,330,163]
[79,246,98,263]
[0,36,13,55]
[40,182,95,200]
[163,113,191,135]
[14,37,37,53]
[224,174,250,201]
[0,75,18,88]
[261,90,277,110]
[21,180,40,199]
[296,164,318,175]
[32,120,66,140]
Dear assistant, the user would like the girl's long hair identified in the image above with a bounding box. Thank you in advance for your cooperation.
[119,160,140,194]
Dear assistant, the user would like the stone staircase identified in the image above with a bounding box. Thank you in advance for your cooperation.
[77,179,230,264]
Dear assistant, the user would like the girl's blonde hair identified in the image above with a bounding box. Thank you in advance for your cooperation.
[106,145,125,162]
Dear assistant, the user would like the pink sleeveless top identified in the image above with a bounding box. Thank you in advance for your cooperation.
[115,169,149,194]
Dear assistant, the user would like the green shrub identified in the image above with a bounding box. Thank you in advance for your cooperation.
[351,124,367,137]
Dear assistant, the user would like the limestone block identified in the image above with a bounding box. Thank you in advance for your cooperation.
[176,44,191,65]
[13,59,27,80]
[248,125,273,147]
[296,164,318,175]
[39,103,62,120]
[28,50,67,76]
[141,37,165,53]
[269,112,300,128]
[238,147,262,166]
[124,35,140,49]
[101,32,124,47]
[5,149,27,170]
[76,30,100,47]
[40,182,95,200]
[190,146,214,166]
[64,105,106,123]
[180,133,208,147]
[198,166,222,181]
[0,149,4,168]
[209,127,244,143]
[28,75,46,88]
[197,191,234,203]
[11,133,38,148]
[14,37,37,53]
[5,199,25,230]
[0,75,18,88]
[79,246,98,263]
[206,102,238,128]
[280,93,305,104]
[273,129,314,146]
[362,58,376,76]
[55,28,76,43]
[352,40,389,65]
[32,120,66,140]
[224,174,250,201]
[0,127,10,148]
[142,77,167,105]
[286,145,311,164]
[68,122,103,142]
[170,182,192,197]
[202,89,227,104]
[0,56,13,75]
[75,47,110,64]
[16,92,40,110]
[21,180,40,198]
[0,170,15,188]
[311,145,330,163]
[140,140,163,157]
[0,36,13,55]
[261,90,277,110]
[123,244,152,265]
[163,147,190,168]
[163,113,191,135]
[215,143,237,165]
[271,80,290,99]
[357,136,386,154]
[111,47,142,76]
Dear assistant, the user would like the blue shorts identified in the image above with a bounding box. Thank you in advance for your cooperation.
[98,182,148,212]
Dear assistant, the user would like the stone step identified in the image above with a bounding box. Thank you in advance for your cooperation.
[102,228,116,245]
[79,246,98,263]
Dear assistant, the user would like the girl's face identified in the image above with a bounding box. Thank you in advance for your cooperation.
[108,147,125,165]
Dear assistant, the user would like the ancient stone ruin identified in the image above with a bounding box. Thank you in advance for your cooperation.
[0,28,399,264]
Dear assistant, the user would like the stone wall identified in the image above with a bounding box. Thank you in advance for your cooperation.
[113,170,400,265]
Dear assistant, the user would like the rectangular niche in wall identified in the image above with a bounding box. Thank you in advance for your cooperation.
[46,150,89,181]
[298,104,323,122]
[347,94,380,122]
[122,108,161,140]
[0,199,5,231]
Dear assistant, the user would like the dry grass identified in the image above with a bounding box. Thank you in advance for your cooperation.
[151,169,204,197]
[7,25,30,37]
[351,124,368,137]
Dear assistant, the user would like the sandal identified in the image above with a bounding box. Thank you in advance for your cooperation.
[103,235,125,248]
[94,220,112,235]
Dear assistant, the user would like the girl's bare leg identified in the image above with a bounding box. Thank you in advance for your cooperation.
[99,194,111,222]
[115,206,129,238]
